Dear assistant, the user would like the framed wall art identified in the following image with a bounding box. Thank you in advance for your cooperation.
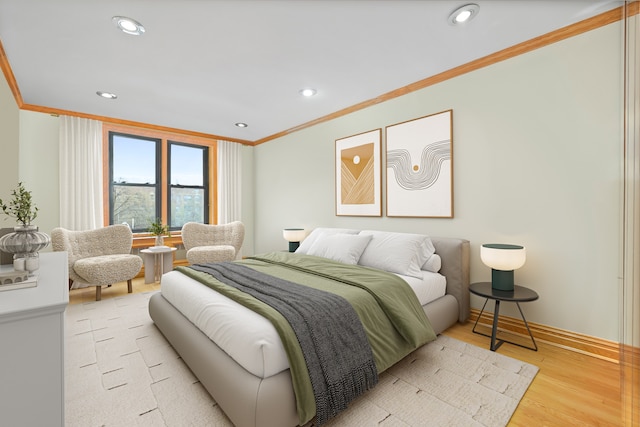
[385,109,453,217]
[335,128,382,216]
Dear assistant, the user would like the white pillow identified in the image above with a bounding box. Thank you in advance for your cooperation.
[306,233,373,265]
[295,228,360,254]
[357,230,435,278]
[422,253,442,273]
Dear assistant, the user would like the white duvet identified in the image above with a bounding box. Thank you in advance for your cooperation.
[160,267,446,379]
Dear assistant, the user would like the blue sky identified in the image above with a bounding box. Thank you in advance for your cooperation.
[113,135,203,185]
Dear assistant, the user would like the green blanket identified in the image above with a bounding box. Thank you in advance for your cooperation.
[176,252,436,425]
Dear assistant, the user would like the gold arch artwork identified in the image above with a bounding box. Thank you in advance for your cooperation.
[341,143,374,205]
[335,129,381,216]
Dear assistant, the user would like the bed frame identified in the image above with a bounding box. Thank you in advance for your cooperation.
[148,236,470,427]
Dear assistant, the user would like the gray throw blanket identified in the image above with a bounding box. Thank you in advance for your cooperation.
[189,262,378,425]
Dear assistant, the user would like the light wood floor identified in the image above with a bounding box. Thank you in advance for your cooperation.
[68,276,161,304]
[69,278,624,426]
[444,323,622,426]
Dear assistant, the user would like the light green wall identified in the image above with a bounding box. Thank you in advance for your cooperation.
[253,22,623,341]
[0,69,19,199]
[18,110,60,242]
[0,107,58,250]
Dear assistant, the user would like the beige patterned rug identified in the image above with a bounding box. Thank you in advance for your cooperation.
[65,291,538,427]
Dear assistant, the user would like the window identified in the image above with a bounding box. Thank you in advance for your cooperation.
[109,133,160,232]
[168,142,209,227]
[105,125,216,233]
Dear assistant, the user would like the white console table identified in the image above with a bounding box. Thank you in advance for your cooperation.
[0,251,68,427]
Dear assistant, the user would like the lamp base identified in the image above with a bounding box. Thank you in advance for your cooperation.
[288,241,300,252]
[491,269,514,291]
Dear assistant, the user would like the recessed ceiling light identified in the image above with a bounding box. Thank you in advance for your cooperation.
[448,4,479,25]
[112,16,145,35]
[235,122,248,128]
[96,91,117,99]
[299,88,317,97]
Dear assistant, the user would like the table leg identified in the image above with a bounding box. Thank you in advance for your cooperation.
[472,298,503,351]
[153,253,162,283]
[472,297,538,352]
[515,302,538,351]
[162,251,173,274]
[490,300,503,351]
[472,298,489,334]
[143,253,154,284]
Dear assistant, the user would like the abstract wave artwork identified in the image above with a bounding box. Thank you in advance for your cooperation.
[386,110,453,217]
[387,139,451,191]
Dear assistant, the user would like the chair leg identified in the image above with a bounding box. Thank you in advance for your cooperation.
[95,286,102,301]
[127,279,133,293]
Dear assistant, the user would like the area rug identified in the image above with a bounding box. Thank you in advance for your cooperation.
[65,291,538,427]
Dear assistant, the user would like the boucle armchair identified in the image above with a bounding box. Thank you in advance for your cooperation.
[51,224,143,301]
[181,221,245,265]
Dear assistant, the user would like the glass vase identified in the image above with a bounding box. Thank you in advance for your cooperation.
[0,225,50,271]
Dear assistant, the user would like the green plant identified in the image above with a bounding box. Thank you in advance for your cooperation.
[0,182,38,226]
[147,218,170,236]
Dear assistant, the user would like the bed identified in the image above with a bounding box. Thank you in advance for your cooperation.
[149,229,470,427]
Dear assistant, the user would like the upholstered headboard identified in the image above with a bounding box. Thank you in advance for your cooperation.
[431,236,471,323]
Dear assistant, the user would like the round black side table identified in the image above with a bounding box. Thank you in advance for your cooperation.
[469,282,539,351]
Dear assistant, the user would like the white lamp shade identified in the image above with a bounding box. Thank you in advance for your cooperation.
[480,244,526,271]
[283,228,306,242]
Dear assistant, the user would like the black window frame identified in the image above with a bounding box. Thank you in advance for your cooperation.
[167,140,210,229]
[108,131,162,233]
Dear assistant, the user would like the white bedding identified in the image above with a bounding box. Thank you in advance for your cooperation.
[399,272,446,306]
[160,265,446,379]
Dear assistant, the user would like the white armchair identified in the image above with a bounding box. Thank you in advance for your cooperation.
[51,224,143,301]
[181,221,245,265]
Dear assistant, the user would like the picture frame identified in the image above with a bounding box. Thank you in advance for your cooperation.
[385,109,453,217]
[335,129,382,216]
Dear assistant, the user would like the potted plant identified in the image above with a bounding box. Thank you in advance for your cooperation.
[148,218,170,247]
[0,182,38,227]
[0,182,50,273]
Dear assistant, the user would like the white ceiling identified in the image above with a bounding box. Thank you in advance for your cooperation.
[0,0,622,143]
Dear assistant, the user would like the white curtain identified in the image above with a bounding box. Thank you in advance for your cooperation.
[217,140,242,224]
[59,116,104,230]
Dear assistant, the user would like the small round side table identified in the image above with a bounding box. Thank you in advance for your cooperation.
[469,282,539,352]
[140,247,177,284]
